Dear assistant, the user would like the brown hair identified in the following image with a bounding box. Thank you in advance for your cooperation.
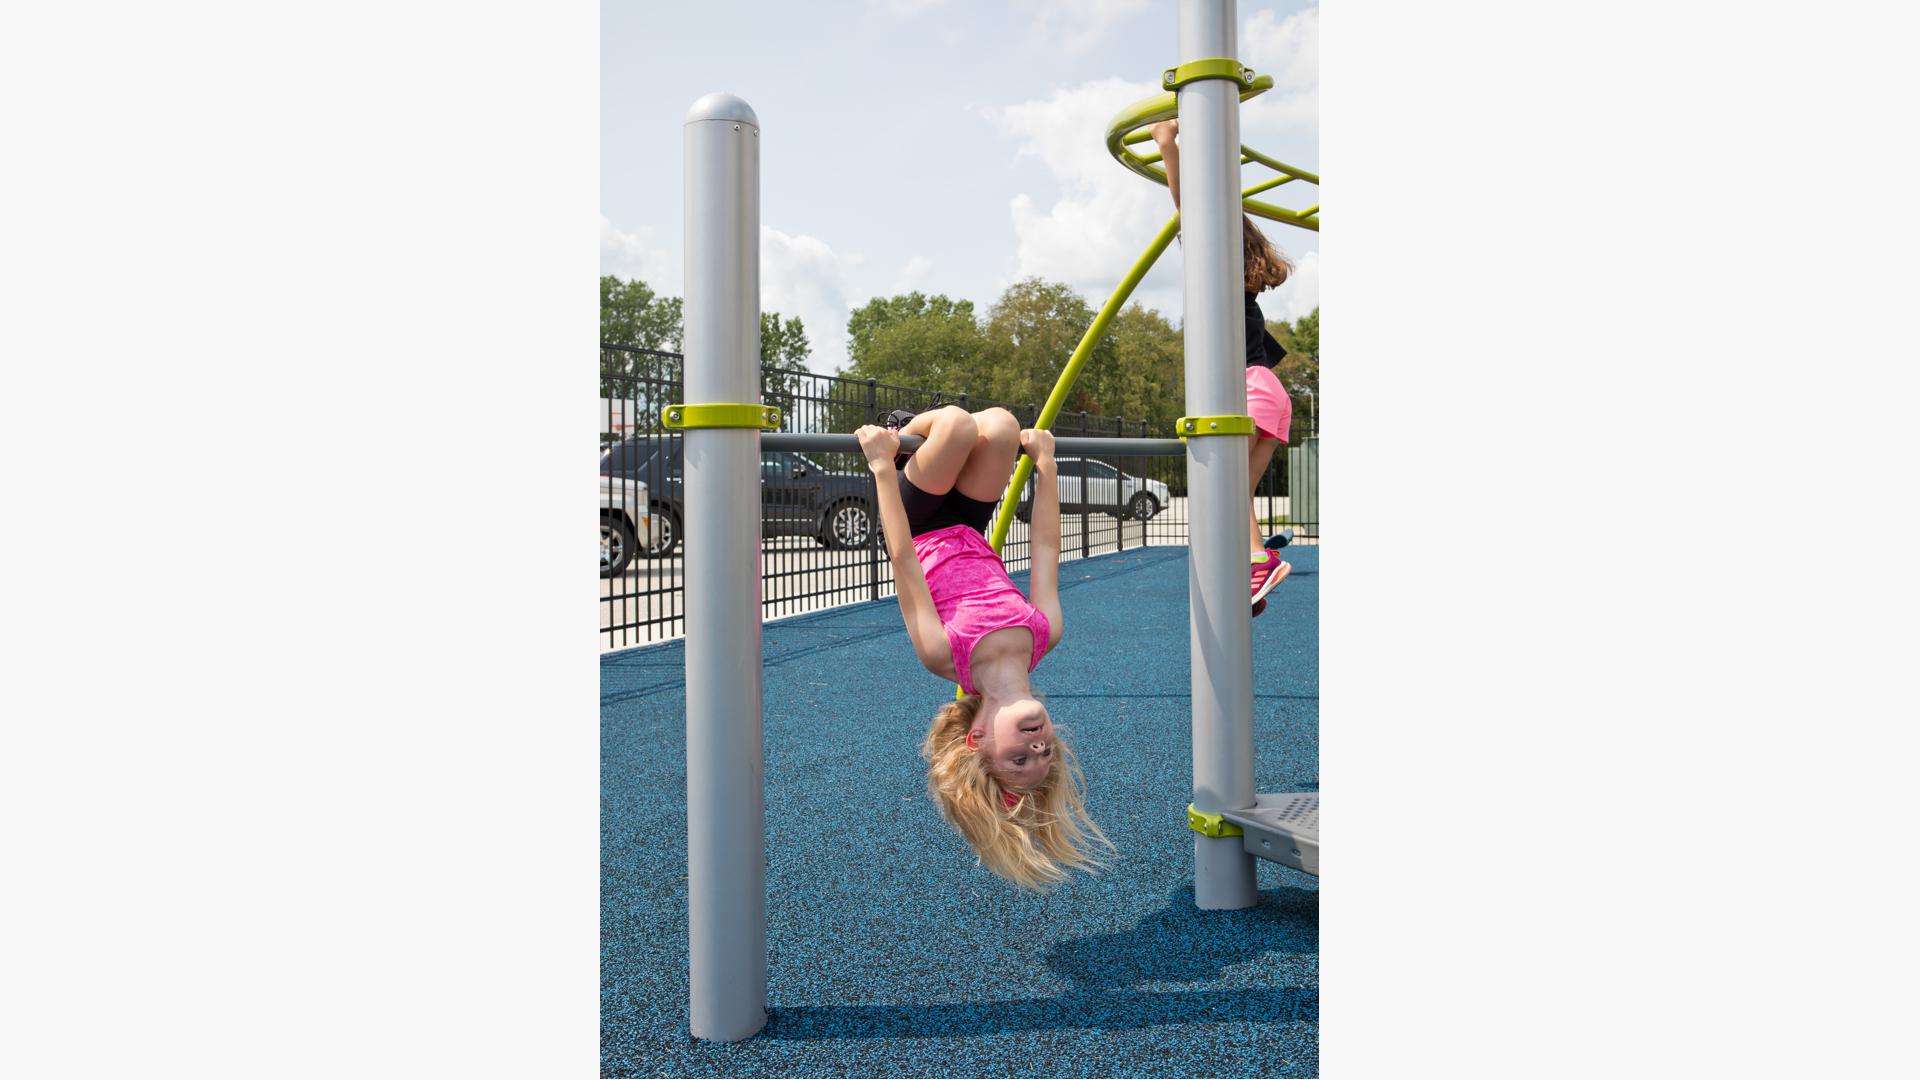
[922,694,1112,890]
[1243,215,1294,293]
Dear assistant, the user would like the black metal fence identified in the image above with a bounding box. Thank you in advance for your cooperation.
[600,344,1315,650]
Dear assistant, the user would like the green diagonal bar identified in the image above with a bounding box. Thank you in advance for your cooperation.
[987,212,1184,554]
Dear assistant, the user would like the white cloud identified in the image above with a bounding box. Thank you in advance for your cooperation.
[994,77,1175,299]
[761,225,864,374]
[1240,5,1318,139]
[869,0,946,16]
[600,214,672,287]
[1261,248,1319,324]
[891,254,934,294]
[1025,0,1151,56]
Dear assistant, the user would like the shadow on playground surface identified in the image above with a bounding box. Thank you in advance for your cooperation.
[601,545,1319,1078]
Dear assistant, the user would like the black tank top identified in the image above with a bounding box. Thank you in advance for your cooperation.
[1245,292,1287,369]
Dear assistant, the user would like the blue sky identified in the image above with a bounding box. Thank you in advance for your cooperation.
[603,0,1318,372]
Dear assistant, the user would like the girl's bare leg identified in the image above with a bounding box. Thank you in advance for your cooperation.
[954,407,1022,503]
[1248,437,1283,554]
[899,406,978,497]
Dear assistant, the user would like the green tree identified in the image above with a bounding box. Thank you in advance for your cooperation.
[981,278,1104,412]
[760,311,810,371]
[1289,306,1319,363]
[1272,307,1318,385]
[600,275,818,431]
[600,275,683,400]
[846,292,975,355]
[839,292,989,391]
[759,311,812,420]
[600,275,683,351]
[1268,305,1318,439]
[1095,303,1184,433]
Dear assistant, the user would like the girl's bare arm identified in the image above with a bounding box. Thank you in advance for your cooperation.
[1151,119,1181,211]
[854,425,957,681]
[1021,429,1065,649]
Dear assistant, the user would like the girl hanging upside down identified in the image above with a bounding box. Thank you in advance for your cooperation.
[854,407,1112,890]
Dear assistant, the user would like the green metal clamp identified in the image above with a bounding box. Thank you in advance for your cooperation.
[1187,804,1244,838]
[661,403,782,430]
[1162,58,1256,92]
[1176,414,1256,439]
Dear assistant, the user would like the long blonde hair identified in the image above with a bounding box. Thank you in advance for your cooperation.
[1244,215,1293,292]
[922,694,1112,890]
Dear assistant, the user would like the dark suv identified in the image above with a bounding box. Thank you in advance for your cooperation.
[600,438,879,559]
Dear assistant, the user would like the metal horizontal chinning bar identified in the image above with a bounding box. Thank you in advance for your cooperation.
[760,433,1189,456]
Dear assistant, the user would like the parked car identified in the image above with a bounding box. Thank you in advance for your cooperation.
[601,476,652,578]
[1016,456,1171,522]
[599,438,879,557]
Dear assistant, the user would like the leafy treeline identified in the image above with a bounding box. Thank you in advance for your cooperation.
[600,273,1319,440]
[600,276,811,401]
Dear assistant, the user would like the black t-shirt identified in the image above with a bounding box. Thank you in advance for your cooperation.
[1245,291,1287,369]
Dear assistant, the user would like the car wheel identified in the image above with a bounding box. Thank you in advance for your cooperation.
[602,513,635,578]
[1128,492,1160,521]
[641,503,681,558]
[821,499,874,549]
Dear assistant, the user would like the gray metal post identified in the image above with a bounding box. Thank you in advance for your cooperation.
[682,91,766,1041]
[1177,0,1258,910]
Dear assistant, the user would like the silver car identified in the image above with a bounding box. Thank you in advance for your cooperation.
[601,476,654,578]
[1017,456,1172,522]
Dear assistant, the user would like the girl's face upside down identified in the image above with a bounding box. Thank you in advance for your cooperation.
[969,696,1055,791]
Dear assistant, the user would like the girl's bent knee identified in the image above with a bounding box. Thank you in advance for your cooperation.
[976,407,1020,446]
[933,404,976,433]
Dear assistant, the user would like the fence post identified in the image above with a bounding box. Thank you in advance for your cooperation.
[866,377,881,601]
[1287,434,1318,540]
[1116,414,1127,552]
[1078,411,1090,559]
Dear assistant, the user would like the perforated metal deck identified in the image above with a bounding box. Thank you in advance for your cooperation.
[1222,792,1319,876]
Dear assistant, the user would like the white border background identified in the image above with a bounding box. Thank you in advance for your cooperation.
[5,2,1916,1076]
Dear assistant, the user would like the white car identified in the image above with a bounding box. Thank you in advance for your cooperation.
[601,476,654,578]
[1017,456,1173,522]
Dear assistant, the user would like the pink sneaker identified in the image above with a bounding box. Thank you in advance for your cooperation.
[1250,556,1291,608]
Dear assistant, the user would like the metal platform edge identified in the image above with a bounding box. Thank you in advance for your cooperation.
[1221,791,1318,876]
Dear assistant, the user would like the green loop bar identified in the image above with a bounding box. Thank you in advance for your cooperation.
[1104,72,1320,232]
[1175,414,1255,438]
[1161,57,1255,92]
[661,403,782,430]
[1238,145,1319,186]
[1187,804,1244,838]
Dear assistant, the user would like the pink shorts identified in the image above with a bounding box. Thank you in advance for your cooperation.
[1246,364,1292,442]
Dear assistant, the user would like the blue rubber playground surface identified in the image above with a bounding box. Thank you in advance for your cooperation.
[602,544,1319,1078]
